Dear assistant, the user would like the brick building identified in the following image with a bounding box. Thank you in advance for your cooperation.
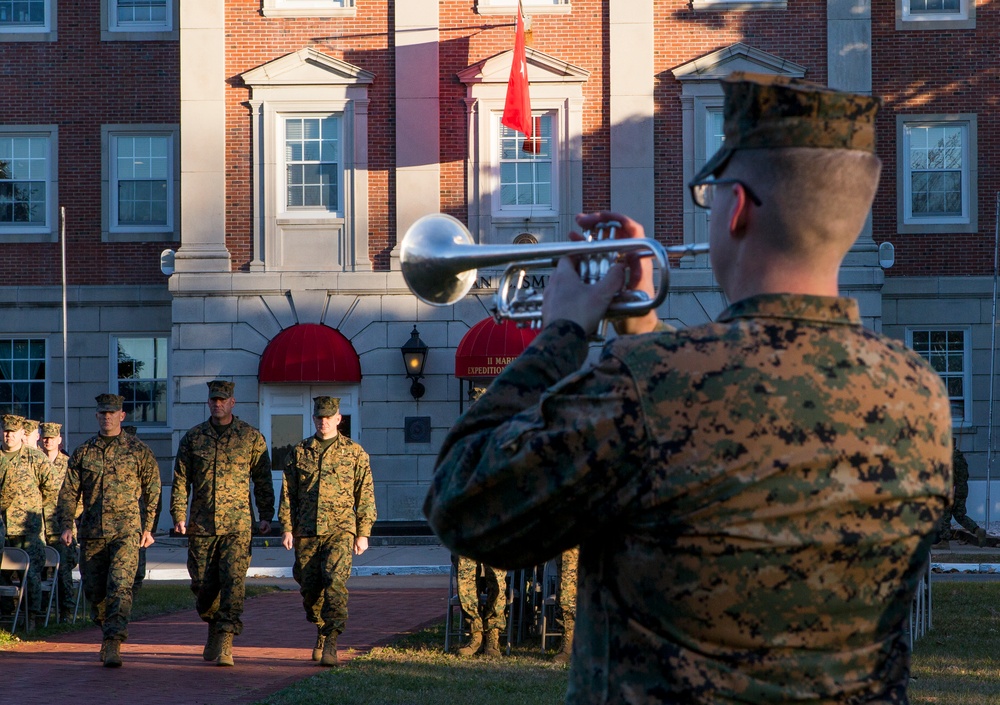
[1,0,995,529]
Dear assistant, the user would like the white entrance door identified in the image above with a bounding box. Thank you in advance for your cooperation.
[259,384,361,501]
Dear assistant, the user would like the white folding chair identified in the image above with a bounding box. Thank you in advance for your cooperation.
[538,558,563,651]
[40,545,61,627]
[0,547,31,634]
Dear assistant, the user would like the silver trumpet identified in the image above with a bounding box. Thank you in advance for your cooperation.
[399,213,709,325]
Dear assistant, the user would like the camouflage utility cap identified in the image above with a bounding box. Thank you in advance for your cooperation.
[96,394,125,412]
[313,396,341,417]
[40,422,62,438]
[693,72,882,183]
[207,380,235,399]
[2,414,23,431]
[22,419,38,433]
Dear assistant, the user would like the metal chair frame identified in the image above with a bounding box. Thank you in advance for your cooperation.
[39,544,61,627]
[0,547,31,634]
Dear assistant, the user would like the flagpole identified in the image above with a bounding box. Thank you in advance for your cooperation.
[61,206,69,440]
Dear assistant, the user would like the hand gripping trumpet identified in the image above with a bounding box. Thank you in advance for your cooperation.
[399,213,708,327]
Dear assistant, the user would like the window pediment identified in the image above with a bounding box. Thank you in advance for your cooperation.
[242,47,374,88]
[458,46,589,86]
[672,42,805,82]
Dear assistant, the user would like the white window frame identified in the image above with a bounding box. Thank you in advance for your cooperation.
[262,0,355,18]
[692,0,787,11]
[0,337,47,422]
[906,327,970,425]
[897,114,977,234]
[111,334,170,427]
[101,125,180,243]
[897,0,973,30]
[0,125,58,242]
[103,0,178,41]
[0,0,55,42]
[476,0,571,15]
[278,114,344,219]
[493,111,558,219]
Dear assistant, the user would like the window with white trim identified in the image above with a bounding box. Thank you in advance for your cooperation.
[497,114,554,214]
[114,336,169,425]
[477,0,571,14]
[907,328,969,424]
[0,338,46,421]
[109,0,171,31]
[282,115,342,215]
[102,125,179,242]
[262,0,354,18]
[0,127,56,238]
[898,0,973,29]
[693,0,787,11]
[0,0,47,30]
[706,107,725,162]
[897,115,977,233]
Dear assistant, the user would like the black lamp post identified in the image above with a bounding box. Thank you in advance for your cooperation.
[401,325,428,400]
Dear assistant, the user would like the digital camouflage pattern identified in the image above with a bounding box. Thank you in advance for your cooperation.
[0,445,56,614]
[43,451,78,617]
[278,434,376,538]
[292,533,355,636]
[59,432,160,641]
[59,432,161,539]
[456,555,507,634]
[694,72,880,183]
[937,445,978,540]
[81,533,140,641]
[557,548,578,633]
[170,417,274,535]
[279,431,376,637]
[426,295,953,704]
[186,534,252,635]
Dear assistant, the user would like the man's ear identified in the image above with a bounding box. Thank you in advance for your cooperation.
[727,183,751,237]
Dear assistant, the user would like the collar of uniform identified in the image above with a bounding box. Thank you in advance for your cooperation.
[717,293,861,326]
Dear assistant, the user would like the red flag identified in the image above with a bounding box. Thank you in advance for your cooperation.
[501,3,532,139]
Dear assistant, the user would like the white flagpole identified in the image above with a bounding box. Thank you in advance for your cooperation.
[61,206,69,439]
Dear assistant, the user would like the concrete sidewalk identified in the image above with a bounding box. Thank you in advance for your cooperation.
[142,537,452,581]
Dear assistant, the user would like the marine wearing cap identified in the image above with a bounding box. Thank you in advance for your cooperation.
[40,422,62,438]
[22,418,38,434]
[207,380,235,399]
[313,396,340,417]
[96,394,125,412]
[693,72,881,183]
[2,414,23,431]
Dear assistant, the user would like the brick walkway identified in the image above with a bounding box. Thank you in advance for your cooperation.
[2,585,447,705]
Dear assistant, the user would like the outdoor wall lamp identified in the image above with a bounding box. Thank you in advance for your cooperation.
[401,325,429,400]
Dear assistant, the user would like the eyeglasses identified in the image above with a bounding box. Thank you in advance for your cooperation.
[689,178,762,210]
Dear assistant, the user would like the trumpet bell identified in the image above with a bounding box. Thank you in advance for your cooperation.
[400,214,479,306]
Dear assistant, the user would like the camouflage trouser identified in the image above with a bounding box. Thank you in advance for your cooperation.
[938,477,980,539]
[292,533,354,637]
[81,533,140,642]
[46,534,79,617]
[187,533,252,636]
[456,556,507,634]
[4,533,46,615]
[557,548,578,631]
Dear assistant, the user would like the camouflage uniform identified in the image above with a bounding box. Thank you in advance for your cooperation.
[58,427,160,642]
[937,444,980,541]
[455,556,507,637]
[427,294,954,703]
[0,429,57,616]
[278,422,376,638]
[42,444,79,619]
[171,413,273,637]
[556,547,578,635]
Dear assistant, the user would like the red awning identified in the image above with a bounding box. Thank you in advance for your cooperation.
[259,323,361,383]
[455,318,539,380]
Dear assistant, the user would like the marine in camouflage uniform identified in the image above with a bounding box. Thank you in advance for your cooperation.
[936,441,984,544]
[22,418,40,449]
[171,379,274,667]
[58,395,161,667]
[454,555,507,656]
[41,421,79,621]
[279,396,376,666]
[0,414,57,621]
[425,74,954,704]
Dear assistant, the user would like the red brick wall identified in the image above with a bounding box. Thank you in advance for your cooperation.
[871,5,999,277]
[0,2,180,286]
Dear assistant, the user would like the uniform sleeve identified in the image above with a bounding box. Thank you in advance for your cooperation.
[354,449,376,537]
[277,450,294,531]
[138,445,163,534]
[250,433,275,522]
[424,320,650,569]
[35,455,58,507]
[170,433,192,525]
[57,450,83,534]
